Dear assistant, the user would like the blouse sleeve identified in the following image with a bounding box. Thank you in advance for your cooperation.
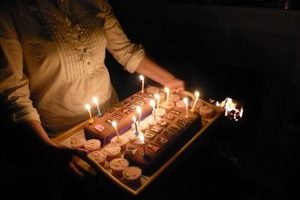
[0,11,41,124]
[96,0,145,73]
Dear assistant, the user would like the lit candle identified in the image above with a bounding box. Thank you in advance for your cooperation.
[150,99,157,121]
[164,87,170,105]
[154,93,160,109]
[136,105,142,124]
[137,131,146,155]
[111,120,120,139]
[84,104,94,124]
[139,75,145,93]
[191,91,200,112]
[92,96,102,116]
[132,116,139,136]
[183,97,189,118]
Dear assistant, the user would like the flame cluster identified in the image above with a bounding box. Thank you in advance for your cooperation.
[213,97,244,121]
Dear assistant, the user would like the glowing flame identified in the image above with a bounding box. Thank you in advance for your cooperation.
[183,97,189,106]
[111,120,117,128]
[154,93,160,100]
[84,103,91,111]
[132,116,137,122]
[92,96,98,105]
[136,105,142,114]
[139,75,144,81]
[150,99,156,109]
[212,97,244,121]
[138,132,144,144]
[164,87,170,93]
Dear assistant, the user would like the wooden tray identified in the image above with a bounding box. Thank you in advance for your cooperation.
[52,91,224,196]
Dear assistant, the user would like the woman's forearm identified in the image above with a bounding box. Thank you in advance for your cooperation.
[135,56,175,86]
[19,120,56,148]
[135,56,185,92]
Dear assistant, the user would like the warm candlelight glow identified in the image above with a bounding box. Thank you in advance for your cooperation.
[183,97,189,118]
[111,120,120,138]
[84,103,91,111]
[239,107,244,118]
[150,99,156,109]
[191,91,200,112]
[136,105,142,124]
[150,99,157,121]
[139,75,145,93]
[138,131,144,144]
[154,93,160,109]
[92,96,101,116]
[132,116,137,122]
[164,87,170,105]
[213,97,244,121]
[84,103,94,124]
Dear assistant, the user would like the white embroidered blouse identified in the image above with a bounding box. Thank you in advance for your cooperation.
[0,0,145,135]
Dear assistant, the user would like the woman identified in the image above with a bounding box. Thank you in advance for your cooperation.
[0,0,184,176]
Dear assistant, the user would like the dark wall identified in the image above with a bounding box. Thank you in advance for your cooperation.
[107,0,300,195]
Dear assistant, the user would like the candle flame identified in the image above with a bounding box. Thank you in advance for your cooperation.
[136,105,142,114]
[132,116,137,122]
[195,91,200,97]
[92,96,98,105]
[239,107,244,118]
[164,87,170,93]
[150,99,156,108]
[111,120,117,128]
[183,97,189,106]
[84,103,91,110]
[213,97,244,121]
[139,75,144,81]
[138,132,145,144]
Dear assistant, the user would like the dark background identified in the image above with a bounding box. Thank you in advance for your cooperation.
[105,0,300,199]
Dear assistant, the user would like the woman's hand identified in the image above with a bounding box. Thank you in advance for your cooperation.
[19,120,89,178]
[164,77,185,93]
[50,143,89,178]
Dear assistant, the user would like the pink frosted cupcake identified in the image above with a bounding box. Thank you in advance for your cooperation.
[88,150,106,167]
[109,158,129,178]
[83,139,101,152]
[70,136,86,148]
[102,144,121,161]
[110,135,129,151]
[123,166,142,186]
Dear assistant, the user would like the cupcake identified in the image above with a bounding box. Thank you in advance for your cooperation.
[109,158,129,178]
[88,150,106,167]
[110,135,129,150]
[156,108,166,117]
[102,144,121,161]
[83,139,101,152]
[123,166,142,186]
[175,100,186,108]
[169,94,180,102]
[161,101,175,110]
[70,136,86,148]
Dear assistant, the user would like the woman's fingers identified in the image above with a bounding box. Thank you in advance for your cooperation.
[68,158,85,178]
[165,78,185,93]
